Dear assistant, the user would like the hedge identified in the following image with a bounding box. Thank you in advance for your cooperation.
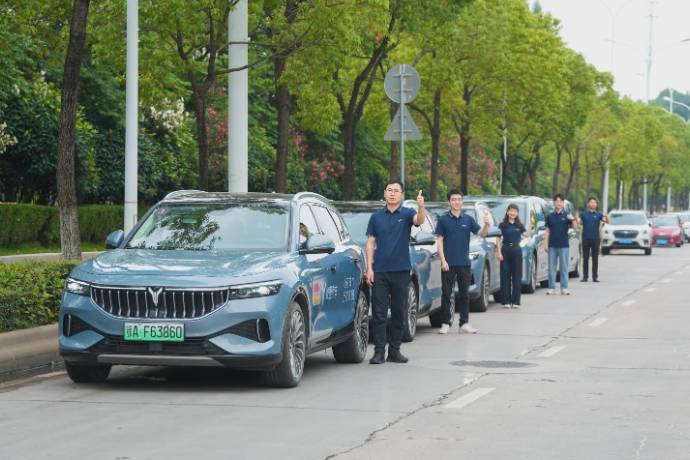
[0,260,79,332]
[0,203,127,246]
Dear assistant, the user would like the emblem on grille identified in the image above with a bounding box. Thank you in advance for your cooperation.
[148,287,164,306]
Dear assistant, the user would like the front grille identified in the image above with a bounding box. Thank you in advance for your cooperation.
[89,335,227,356]
[90,286,229,319]
[613,230,638,238]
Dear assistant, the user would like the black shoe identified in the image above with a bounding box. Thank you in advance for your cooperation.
[369,351,385,364]
[593,279,600,283]
[386,350,408,363]
[581,278,588,282]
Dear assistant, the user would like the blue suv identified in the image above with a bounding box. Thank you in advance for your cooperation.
[59,191,369,387]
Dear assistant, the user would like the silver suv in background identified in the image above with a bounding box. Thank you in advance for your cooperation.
[601,210,652,255]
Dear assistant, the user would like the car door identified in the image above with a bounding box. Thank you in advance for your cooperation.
[477,204,500,292]
[410,213,437,313]
[310,204,357,338]
[565,201,580,272]
[532,200,549,281]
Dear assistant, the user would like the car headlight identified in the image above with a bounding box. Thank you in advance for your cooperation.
[469,251,480,261]
[228,281,282,300]
[64,278,91,296]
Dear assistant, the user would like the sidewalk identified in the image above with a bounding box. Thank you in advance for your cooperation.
[0,324,60,380]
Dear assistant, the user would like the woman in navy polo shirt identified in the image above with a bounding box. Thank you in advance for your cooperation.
[497,204,531,308]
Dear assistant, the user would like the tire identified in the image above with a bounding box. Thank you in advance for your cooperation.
[676,243,682,248]
[644,247,652,256]
[65,362,111,384]
[265,302,306,388]
[333,290,368,363]
[602,247,610,256]
[522,257,538,294]
[402,281,418,343]
[428,289,454,328]
[470,265,490,313]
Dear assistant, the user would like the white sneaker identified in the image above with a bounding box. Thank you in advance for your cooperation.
[438,324,450,334]
[460,323,478,334]
[561,289,571,295]
[546,289,556,295]
[502,304,511,309]
[511,304,519,309]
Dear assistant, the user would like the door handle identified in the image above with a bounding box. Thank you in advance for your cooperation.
[330,265,337,272]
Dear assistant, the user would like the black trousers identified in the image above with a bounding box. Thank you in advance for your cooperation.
[582,238,600,280]
[371,271,411,353]
[441,266,471,326]
[500,246,522,305]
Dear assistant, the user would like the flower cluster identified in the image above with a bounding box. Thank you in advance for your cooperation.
[0,123,18,154]
[148,99,188,131]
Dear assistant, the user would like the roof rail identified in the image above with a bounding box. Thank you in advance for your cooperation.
[293,192,329,203]
[163,190,206,200]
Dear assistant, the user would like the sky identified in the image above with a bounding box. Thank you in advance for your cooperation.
[537,0,690,102]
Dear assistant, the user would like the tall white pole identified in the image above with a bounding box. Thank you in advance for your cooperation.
[618,180,623,209]
[643,179,648,213]
[228,0,248,193]
[643,1,655,214]
[667,186,672,211]
[124,0,138,233]
[399,65,406,184]
[602,164,610,214]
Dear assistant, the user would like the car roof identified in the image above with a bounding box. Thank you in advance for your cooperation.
[160,190,330,206]
[333,201,386,212]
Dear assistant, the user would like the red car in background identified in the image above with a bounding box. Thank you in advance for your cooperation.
[650,214,684,247]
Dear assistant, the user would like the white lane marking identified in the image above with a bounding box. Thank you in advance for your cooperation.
[644,287,657,292]
[622,299,637,306]
[660,278,672,284]
[589,317,608,327]
[538,345,566,358]
[444,387,495,410]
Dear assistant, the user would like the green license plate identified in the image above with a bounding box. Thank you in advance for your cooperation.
[124,323,185,342]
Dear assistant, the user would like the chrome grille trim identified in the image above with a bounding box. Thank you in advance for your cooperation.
[90,286,230,319]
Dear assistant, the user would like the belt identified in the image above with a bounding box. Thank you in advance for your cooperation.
[502,242,520,248]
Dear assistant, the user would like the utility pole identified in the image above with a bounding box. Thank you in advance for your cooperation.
[643,1,655,214]
[124,0,138,233]
[228,0,248,193]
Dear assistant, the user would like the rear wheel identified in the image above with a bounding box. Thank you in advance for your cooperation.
[523,257,538,294]
[65,362,111,384]
[402,281,418,342]
[333,290,368,363]
[265,302,306,388]
[676,242,682,248]
[470,265,490,312]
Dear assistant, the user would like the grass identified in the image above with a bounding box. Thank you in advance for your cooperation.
[0,242,104,256]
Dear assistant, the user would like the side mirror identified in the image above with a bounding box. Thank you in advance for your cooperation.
[300,234,336,254]
[487,226,502,238]
[105,230,125,249]
[411,231,436,246]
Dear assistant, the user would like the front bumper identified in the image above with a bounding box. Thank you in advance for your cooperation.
[652,234,682,246]
[59,289,291,371]
[602,235,650,250]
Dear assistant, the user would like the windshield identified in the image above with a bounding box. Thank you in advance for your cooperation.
[126,203,290,251]
[609,213,647,226]
[340,212,371,246]
[651,216,678,227]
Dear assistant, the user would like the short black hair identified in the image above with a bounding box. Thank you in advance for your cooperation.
[553,193,565,201]
[385,180,405,191]
[447,189,463,201]
[587,196,598,203]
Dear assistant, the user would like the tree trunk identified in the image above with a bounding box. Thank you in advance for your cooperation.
[430,87,442,201]
[56,0,90,260]
[192,88,210,191]
[274,74,290,192]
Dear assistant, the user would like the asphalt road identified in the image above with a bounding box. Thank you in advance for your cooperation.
[2,246,690,460]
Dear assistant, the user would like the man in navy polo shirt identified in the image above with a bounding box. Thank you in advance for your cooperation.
[365,180,426,365]
[578,196,608,282]
[544,193,578,295]
[435,189,490,335]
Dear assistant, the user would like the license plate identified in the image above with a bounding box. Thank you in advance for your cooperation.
[657,239,667,245]
[124,323,184,342]
[618,239,633,245]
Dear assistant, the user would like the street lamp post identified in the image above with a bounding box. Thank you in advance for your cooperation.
[124,0,138,233]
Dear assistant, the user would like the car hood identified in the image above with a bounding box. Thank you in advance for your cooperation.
[73,249,291,283]
[653,226,679,233]
[605,224,649,232]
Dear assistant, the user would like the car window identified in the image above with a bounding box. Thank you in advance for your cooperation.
[340,211,370,246]
[328,208,348,240]
[311,205,342,243]
[299,205,319,238]
[609,213,647,225]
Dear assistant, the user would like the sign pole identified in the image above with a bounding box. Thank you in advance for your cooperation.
[400,65,405,184]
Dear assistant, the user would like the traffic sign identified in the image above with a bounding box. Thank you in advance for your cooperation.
[384,64,420,104]
[384,105,422,141]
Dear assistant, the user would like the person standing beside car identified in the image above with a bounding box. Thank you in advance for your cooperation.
[366,180,426,365]
[578,197,608,282]
[497,203,531,308]
[435,189,490,335]
[544,193,578,295]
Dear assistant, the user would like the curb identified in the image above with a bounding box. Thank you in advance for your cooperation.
[0,252,102,264]
[0,324,61,379]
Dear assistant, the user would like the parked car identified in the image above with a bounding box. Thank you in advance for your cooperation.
[472,195,551,292]
[650,214,684,247]
[671,212,690,242]
[425,200,502,311]
[59,191,369,388]
[335,200,443,341]
[544,198,582,278]
[601,210,653,255]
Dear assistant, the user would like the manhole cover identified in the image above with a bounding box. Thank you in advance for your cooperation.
[450,360,537,368]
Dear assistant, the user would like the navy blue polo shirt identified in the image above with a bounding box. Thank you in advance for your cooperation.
[366,205,417,272]
[435,211,480,267]
[580,211,604,240]
[545,210,572,248]
[500,222,526,245]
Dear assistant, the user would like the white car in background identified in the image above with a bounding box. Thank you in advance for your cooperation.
[601,210,652,256]
[673,212,690,242]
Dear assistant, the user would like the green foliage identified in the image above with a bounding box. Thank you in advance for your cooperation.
[0,260,78,332]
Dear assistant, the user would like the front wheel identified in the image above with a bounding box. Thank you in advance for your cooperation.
[265,302,306,388]
[644,247,652,256]
[402,281,418,342]
[602,247,610,256]
[65,362,111,383]
[333,290,369,363]
[470,265,490,312]
[523,257,538,294]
